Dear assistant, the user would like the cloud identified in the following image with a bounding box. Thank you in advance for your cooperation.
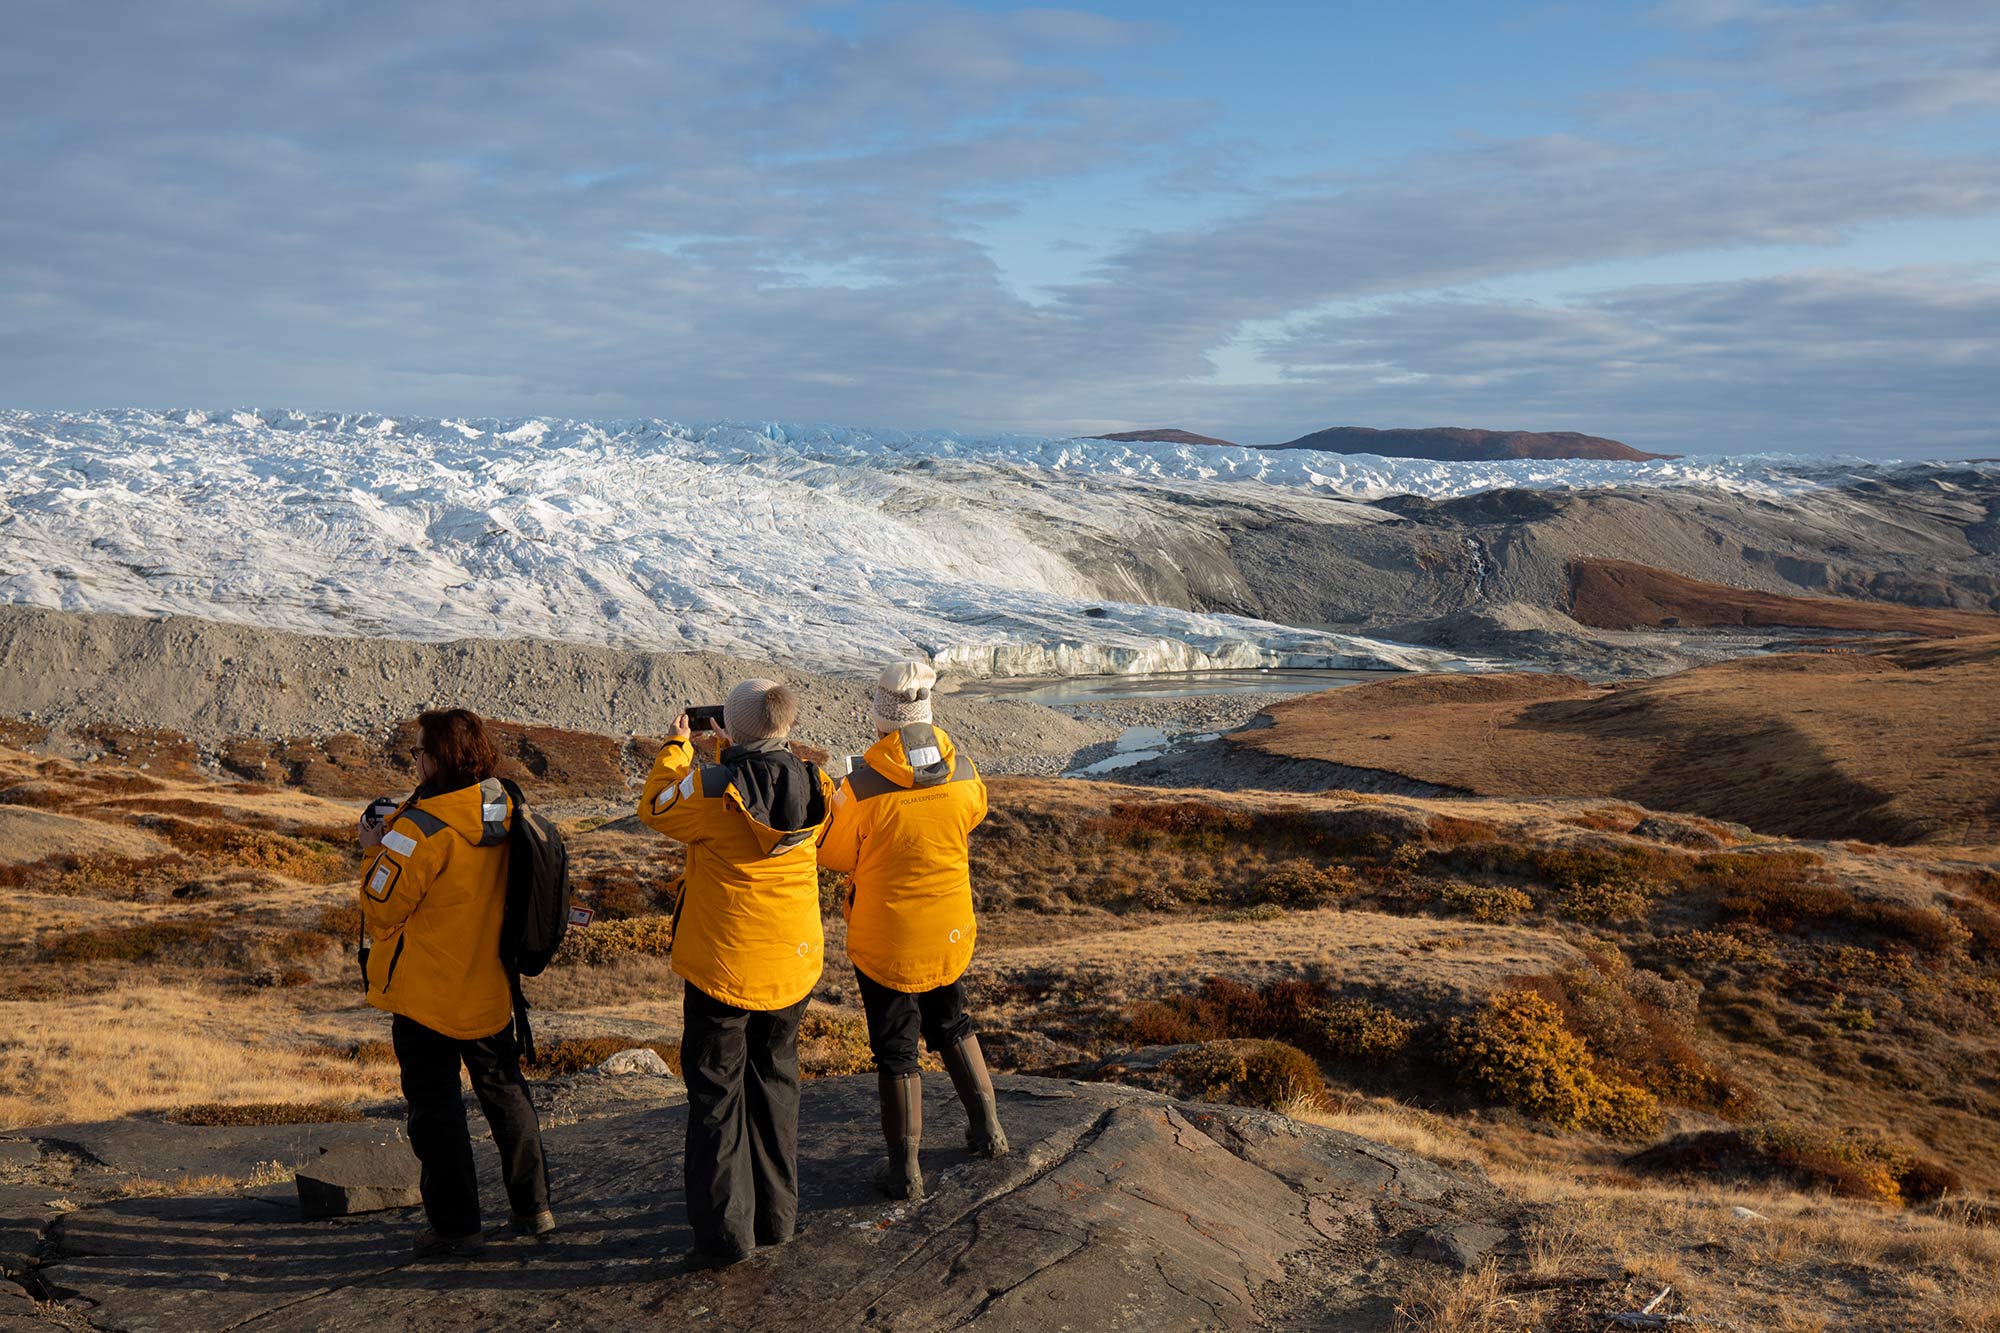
[0,0,1996,458]
[1247,267,2000,455]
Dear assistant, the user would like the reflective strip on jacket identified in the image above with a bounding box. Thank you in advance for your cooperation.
[817,723,988,993]
[358,777,515,1040]
[638,738,832,1012]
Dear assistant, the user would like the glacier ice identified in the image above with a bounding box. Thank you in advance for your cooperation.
[0,408,1967,679]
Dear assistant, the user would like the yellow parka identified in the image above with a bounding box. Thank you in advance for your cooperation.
[359,777,515,1040]
[638,738,833,1012]
[818,724,988,993]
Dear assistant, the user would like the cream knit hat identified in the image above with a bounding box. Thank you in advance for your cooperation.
[871,659,936,732]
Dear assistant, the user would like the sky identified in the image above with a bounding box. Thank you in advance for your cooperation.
[2,0,1997,457]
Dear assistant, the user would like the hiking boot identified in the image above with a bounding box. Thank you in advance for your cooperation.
[509,1208,557,1238]
[873,1070,925,1200]
[941,1035,1008,1158]
[678,1241,753,1271]
[412,1226,487,1260]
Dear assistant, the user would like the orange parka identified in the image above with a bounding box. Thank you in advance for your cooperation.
[817,723,988,993]
[638,737,833,1012]
[359,778,515,1040]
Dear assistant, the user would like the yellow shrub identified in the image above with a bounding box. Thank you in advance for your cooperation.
[1164,1039,1329,1115]
[1439,882,1534,923]
[1306,999,1416,1063]
[554,916,675,966]
[1443,990,1661,1137]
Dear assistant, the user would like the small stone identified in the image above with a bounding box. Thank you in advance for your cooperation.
[295,1143,422,1220]
[1414,1220,1509,1271]
[591,1048,673,1077]
[1731,1205,1769,1221]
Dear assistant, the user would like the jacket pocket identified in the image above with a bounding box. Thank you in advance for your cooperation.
[380,935,408,993]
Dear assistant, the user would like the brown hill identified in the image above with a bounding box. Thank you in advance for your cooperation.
[1268,426,1673,461]
[1239,637,2000,845]
[1569,558,2000,637]
[1091,427,1239,448]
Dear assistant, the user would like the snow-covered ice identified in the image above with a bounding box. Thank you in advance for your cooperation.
[0,408,1966,677]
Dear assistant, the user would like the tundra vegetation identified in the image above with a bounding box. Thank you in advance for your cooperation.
[2,726,1998,1329]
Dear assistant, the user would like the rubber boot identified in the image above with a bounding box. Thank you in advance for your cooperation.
[873,1071,925,1200]
[941,1035,1009,1159]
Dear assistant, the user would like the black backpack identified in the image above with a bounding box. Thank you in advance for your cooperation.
[497,777,570,1062]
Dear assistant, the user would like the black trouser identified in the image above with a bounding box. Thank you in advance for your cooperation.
[855,969,974,1076]
[392,1014,549,1238]
[680,981,808,1255]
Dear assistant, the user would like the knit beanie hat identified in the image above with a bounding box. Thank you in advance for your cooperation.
[724,677,796,741]
[872,659,936,733]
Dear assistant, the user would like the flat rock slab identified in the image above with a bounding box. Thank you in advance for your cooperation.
[21,1076,1514,1332]
[13,1116,406,1187]
[296,1143,423,1220]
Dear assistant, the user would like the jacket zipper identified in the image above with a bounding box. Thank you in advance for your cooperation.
[380,935,407,993]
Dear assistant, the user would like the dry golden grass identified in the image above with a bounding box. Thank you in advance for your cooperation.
[1320,1098,2000,1333]
[982,906,1585,1010]
[0,984,395,1127]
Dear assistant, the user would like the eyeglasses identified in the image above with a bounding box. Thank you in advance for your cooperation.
[409,746,426,761]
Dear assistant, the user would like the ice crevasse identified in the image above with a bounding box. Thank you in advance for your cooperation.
[0,408,1935,678]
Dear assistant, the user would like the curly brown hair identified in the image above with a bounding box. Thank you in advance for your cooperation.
[415,708,500,789]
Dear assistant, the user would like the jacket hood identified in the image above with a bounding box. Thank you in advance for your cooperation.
[411,777,514,846]
[715,745,829,856]
[862,724,958,790]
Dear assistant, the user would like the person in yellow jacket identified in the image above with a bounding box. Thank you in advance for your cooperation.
[358,708,551,1259]
[638,678,832,1265]
[817,660,1005,1202]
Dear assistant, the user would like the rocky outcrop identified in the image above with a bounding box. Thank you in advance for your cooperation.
[1267,425,1672,462]
[1091,428,1239,448]
[6,1074,1515,1331]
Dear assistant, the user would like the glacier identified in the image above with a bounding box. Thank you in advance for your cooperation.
[0,407,1955,678]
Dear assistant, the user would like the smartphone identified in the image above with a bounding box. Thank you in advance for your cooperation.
[685,704,726,734]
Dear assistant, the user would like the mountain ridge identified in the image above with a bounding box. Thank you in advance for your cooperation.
[1268,425,1675,461]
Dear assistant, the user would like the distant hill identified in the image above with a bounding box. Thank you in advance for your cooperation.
[1267,426,1674,462]
[1091,428,1239,448]
[1238,635,2000,845]
[1567,559,2000,637]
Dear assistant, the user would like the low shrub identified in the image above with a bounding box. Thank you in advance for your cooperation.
[1426,815,1500,847]
[795,1011,941,1078]
[1653,929,1776,967]
[305,1040,397,1064]
[317,903,364,939]
[1556,873,1658,923]
[1438,883,1534,923]
[1305,999,1416,1063]
[1256,858,1355,908]
[818,867,850,916]
[167,1100,364,1126]
[1866,903,1970,956]
[554,916,675,966]
[1561,805,1644,833]
[141,816,352,884]
[41,919,219,963]
[1162,1039,1329,1114]
[1628,1122,1963,1206]
[1525,956,1744,1113]
[526,1036,682,1078]
[1441,990,1661,1137]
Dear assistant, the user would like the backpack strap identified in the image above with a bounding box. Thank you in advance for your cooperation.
[477,777,510,845]
[495,776,536,1063]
